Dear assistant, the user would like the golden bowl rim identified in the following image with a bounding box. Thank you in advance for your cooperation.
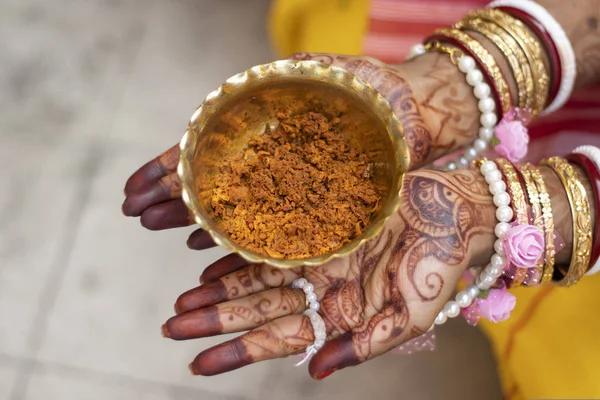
[178,59,409,269]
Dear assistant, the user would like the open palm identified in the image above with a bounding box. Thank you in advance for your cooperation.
[161,169,495,378]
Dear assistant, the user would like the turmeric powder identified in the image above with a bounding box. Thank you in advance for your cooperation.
[210,110,383,259]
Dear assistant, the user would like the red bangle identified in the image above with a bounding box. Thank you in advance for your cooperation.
[496,6,562,109]
[425,34,504,120]
[565,153,600,272]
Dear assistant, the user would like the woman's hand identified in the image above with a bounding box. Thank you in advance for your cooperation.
[122,52,480,245]
[161,168,495,378]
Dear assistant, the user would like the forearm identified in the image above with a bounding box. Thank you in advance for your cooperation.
[447,159,596,281]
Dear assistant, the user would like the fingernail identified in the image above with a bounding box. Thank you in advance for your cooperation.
[317,369,335,380]
[161,323,170,338]
[188,363,199,376]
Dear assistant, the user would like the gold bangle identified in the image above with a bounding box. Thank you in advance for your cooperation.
[423,40,465,66]
[495,158,528,287]
[456,17,533,111]
[463,9,549,116]
[433,28,512,116]
[540,157,592,286]
[519,164,546,285]
[529,165,556,284]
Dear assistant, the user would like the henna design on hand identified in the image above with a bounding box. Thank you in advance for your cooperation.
[165,168,496,378]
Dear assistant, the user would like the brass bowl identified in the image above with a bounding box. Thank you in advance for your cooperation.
[178,60,409,268]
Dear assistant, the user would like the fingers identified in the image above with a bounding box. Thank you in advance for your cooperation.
[174,263,299,314]
[188,314,313,376]
[308,303,416,380]
[139,199,193,230]
[124,144,180,195]
[163,287,305,340]
[186,229,217,250]
[200,253,249,284]
[122,173,181,217]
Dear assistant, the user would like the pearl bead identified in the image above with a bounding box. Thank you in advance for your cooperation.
[489,180,506,195]
[494,239,505,255]
[458,56,476,73]
[480,273,497,287]
[457,157,469,169]
[408,44,426,59]
[443,301,461,318]
[474,138,488,153]
[477,281,492,290]
[310,301,320,312]
[446,162,457,171]
[466,69,484,86]
[485,170,502,184]
[466,284,480,299]
[303,283,314,293]
[474,83,491,99]
[481,112,498,128]
[495,222,510,238]
[478,98,495,113]
[294,278,307,289]
[479,127,494,141]
[434,311,447,325]
[306,292,317,303]
[491,254,507,269]
[480,160,497,175]
[465,147,479,161]
[456,291,473,308]
[486,265,503,277]
[496,206,514,222]
[493,192,510,207]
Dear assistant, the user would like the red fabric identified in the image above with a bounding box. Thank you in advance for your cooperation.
[362,0,600,141]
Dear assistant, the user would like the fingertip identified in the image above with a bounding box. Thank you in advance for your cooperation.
[190,340,252,376]
[188,363,199,376]
[187,230,216,250]
[161,323,170,338]
[173,282,226,314]
[314,369,336,380]
[308,332,358,379]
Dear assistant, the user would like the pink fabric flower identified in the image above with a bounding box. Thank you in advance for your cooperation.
[476,288,516,323]
[502,224,544,268]
[493,108,532,162]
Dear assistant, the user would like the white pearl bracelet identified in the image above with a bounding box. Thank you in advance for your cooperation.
[408,44,499,171]
[573,145,600,276]
[291,278,326,366]
[486,0,577,115]
[434,160,510,325]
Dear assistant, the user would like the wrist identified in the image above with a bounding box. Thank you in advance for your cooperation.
[399,53,479,167]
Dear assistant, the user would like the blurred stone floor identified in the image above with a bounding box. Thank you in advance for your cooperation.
[0,0,502,399]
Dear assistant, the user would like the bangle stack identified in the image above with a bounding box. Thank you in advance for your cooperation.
[487,0,577,115]
[407,1,575,170]
[436,151,598,326]
[541,157,593,286]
